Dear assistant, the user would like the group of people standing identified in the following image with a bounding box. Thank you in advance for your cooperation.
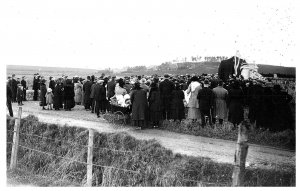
[7,72,295,132]
[6,74,28,117]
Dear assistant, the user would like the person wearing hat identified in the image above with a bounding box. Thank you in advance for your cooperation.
[21,76,28,101]
[83,76,93,110]
[39,79,47,109]
[197,79,214,128]
[16,83,24,106]
[159,73,175,120]
[170,81,185,122]
[49,76,56,92]
[106,75,116,112]
[33,73,40,101]
[53,79,63,110]
[212,80,228,125]
[94,79,107,117]
[74,77,83,105]
[45,88,54,110]
[247,79,264,130]
[63,79,75,111]
[148,81,161,128]
[131,82,148,129]
[124,79,133,94]
[140,78,150,93]
[10,74,18,102]
[7,79,13,117]
[227,80,244,130]
[186,76,201,122]
[90,77,98,113]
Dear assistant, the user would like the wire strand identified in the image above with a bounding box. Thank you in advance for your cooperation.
[17,144,139,174]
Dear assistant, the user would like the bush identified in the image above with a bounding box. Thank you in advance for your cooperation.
[6,115,295,186]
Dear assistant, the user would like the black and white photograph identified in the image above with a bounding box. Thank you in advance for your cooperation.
[2,0,297,188]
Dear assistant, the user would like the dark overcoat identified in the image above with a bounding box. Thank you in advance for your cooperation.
[131,88,148,121]
[107,80,116,98]
[159,79,175,111]
[271,89,293,131]
[197,87,214,111]
[227,88,244,125]
[170,90,185,120]
[39,83,47,106]
[53,83,63,109]
[49,80,56,91]
[83,80,93,106]
[148,88,161,122]
[63,83,75,109]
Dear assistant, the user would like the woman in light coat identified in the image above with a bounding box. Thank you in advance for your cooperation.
[186,76,202,122]
[74,78,83,105]
[212,80,228,125]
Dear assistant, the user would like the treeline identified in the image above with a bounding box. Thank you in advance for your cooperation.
[261,73,296,78]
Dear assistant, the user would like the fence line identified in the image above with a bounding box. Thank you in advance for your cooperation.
[7,141,228,186]
[7,107,238,186]
[7,129,137,154]
[16,144,140,174]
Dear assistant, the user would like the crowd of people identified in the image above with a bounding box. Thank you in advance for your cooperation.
[6,72,295,132]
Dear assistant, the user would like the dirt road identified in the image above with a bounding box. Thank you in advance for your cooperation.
[9,101,295,170]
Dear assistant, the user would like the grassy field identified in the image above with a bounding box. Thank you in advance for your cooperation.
[6,65,101,89]
[6,115,295,187]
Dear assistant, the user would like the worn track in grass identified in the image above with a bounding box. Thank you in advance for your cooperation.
[10,101,295,170]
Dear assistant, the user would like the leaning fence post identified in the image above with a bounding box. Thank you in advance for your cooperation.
[232,121,249,187]
[86,128,94,186]
[10,107,22,170]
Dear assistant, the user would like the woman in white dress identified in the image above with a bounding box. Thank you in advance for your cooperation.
[186,76,202,122]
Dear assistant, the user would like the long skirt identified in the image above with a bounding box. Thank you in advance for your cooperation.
[187,107,200,120]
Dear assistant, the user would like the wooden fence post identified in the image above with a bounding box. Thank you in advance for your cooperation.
[232,121,249,187]
[86,128,94,187]
[10,107,22,170]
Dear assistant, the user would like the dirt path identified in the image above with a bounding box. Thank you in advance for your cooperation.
[9,101,295,169]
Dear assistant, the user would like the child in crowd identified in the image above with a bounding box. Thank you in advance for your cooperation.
[16,83,23,106]
[45,88,54,110]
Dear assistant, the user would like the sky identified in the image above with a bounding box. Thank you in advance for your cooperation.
[0,0,298,69]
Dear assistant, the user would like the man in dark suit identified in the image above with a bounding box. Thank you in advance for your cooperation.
[83,76,93,110]
[94,80,107,117]
[197,80,214,128]
[11,74,18,102]
[21,76,27,101]
[106,76,116,112]
[7,80,13,117]
[33,73,40,101]
[107,76,116,99]
[159,74,175,120]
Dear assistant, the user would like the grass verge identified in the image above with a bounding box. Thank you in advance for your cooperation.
[6,115,295,187]
[159,120,295,151]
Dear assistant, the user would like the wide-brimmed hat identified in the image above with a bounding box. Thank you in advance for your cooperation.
[47,88,52,92]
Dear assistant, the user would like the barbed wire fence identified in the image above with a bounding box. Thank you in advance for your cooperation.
[7,107,236,187]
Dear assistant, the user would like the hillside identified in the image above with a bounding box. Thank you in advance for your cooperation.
[120,62,296,77]
[6,63,296,78]
[6,65,97,73]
